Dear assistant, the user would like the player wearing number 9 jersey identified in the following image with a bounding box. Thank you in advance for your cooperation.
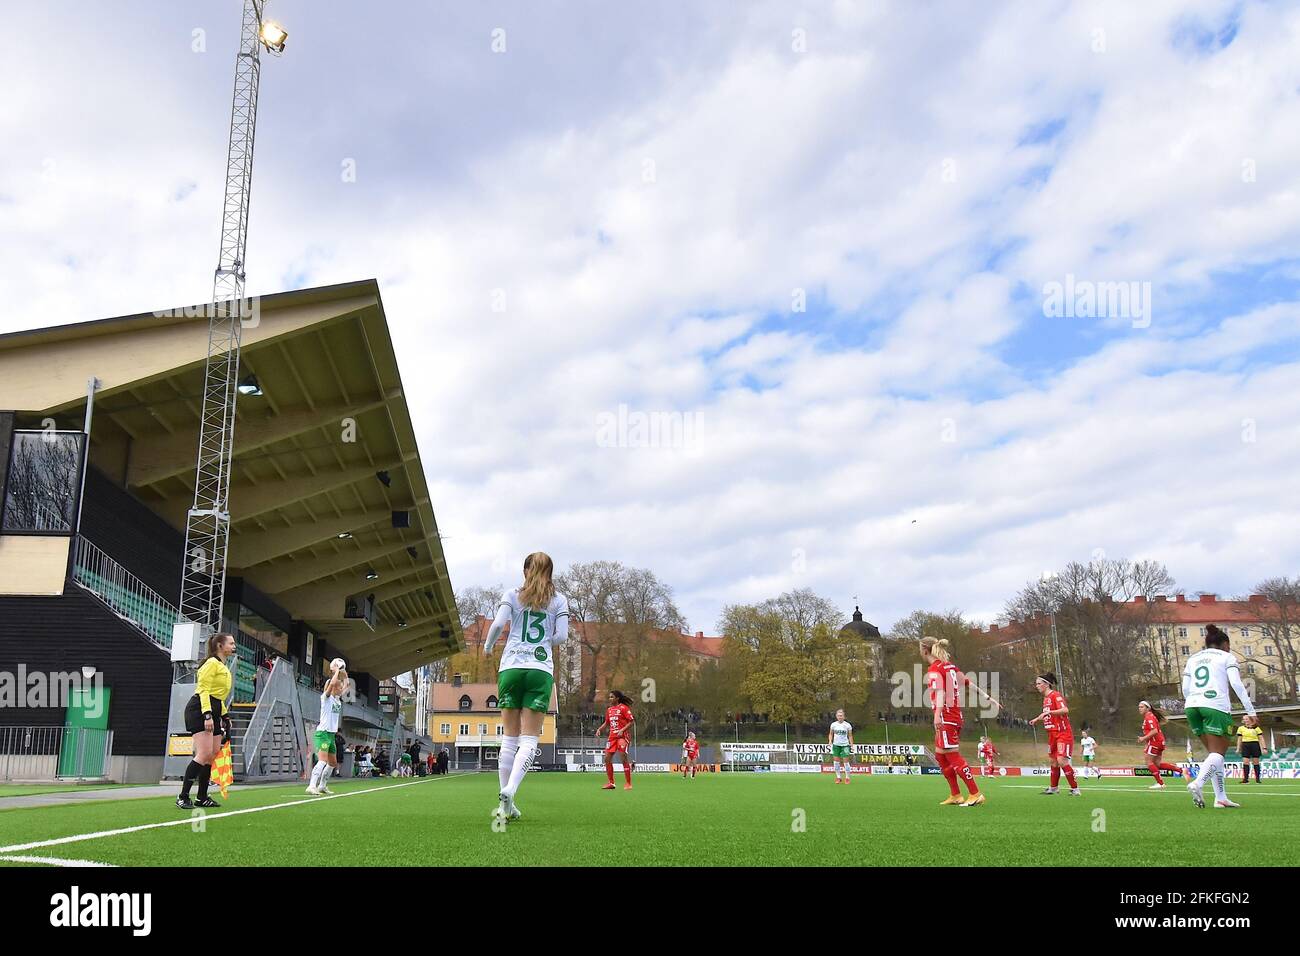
[484,552,569,824]
[1183,624,1256,809]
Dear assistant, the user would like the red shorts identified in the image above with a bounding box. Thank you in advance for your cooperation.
[983,756,996,765]
[683,751,698,761]
[934,724,961,751]
[605,736,630,755]
[1145,740,1165,759]
[1049,734,1074,759]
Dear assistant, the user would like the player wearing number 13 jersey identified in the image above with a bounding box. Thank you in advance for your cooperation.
[484,552,569,824]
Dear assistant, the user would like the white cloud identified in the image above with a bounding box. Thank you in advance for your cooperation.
[2,0,1298,636]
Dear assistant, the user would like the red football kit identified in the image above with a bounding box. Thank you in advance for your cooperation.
[926,659,966,750]
[683,738,699,758]
[1142,712,1165,757]
[604,703,634,754]
[1042,689,1074,759]
[926,658,979,800]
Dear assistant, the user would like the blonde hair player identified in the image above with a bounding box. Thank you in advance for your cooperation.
[307,659,348,795]
[828,709,854,784]
[483,552,569,823]
[920,636,1000,807]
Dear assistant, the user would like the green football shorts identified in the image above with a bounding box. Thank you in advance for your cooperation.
[498,667,555,713]
[1185,706,1233,738]
[313,730,337,754]
[831,744,851,758]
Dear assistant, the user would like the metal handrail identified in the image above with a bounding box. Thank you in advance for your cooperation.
[71,535,178,651]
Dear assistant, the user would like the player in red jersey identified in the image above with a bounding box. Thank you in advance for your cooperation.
[681,731,700,779]
[977,736,999,775]
[921,636,1000,807]
[595,689,635,790]
[1138,700,1182,789]
[1028,673,1080,795]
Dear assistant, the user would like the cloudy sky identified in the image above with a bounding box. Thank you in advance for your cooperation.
[4,0,1299,634]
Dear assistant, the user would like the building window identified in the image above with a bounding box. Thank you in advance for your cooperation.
[1245,646,1254,656]
[1180,646,1190,656]
[1247,664,1256,675]
[478,723,487,735]
[1240,627,1250,638]
[1199,627,1206,637]
[496,724,503,736]
[2,430,85,534]
[440,723,450,736]
[1265,647,1275,656]
[458,723,469,736]
[487,695,498,709]
[459,695,471,711]
[1177,627,1187,638]
[1157,627,1169,639]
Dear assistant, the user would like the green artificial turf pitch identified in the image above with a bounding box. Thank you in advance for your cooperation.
[1,772,1297,867]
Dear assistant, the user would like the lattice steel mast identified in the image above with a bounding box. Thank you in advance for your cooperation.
[179,0,285,633]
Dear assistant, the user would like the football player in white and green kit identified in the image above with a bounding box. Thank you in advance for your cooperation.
[1183,624,1256,809]
[307,660,347,795]
[828,709,854,784]
[483,551,569,824]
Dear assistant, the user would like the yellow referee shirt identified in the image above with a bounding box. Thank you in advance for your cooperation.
[196,657,233,713]
[1236,725,1263,745]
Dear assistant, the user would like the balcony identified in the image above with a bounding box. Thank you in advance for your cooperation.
[70,535,177,652]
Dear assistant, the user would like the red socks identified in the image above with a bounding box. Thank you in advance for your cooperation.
[935,752,961,796]
[624,762,633,784]
[1050,765,1061,788]
[605,763,614,784]
[1158,762,1180,774]
[1062,765,1077,789]
[949,753,980,795]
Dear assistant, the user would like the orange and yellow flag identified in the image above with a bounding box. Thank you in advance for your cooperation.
[212,741,234,799]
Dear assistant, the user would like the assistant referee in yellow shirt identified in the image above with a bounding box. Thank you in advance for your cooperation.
[177,632,235,809]
[1236,716,1266,784]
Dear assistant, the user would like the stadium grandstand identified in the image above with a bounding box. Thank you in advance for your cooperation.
[0,280,462,784]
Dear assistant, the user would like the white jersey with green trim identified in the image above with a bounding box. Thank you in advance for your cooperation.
[487,589,570,675]
[1080,735,1096,757]
[1182,647,1255,716]
[318,690,342,734]
[829,720,852,746]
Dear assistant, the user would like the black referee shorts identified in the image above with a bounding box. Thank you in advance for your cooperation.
[184,694,225,737]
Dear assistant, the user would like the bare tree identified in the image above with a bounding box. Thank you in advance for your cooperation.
[556,560,686,705]
[1249,577,1300,699]
[1005,558,1176,728]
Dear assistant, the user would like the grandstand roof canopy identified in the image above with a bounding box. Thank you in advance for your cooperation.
[0,279,461,678]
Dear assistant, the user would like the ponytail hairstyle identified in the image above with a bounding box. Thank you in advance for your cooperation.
[207,632,235,660]
[610,689,633,707]
[1139,700,1164,723]
[1205,624,1230,649]
[919,636,951,662]
[1037,672,1057,688]
[518,551,556,610]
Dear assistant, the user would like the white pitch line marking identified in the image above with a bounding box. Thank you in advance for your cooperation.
[1005,784,1300,796]
[0,775,465,855]
[0,855,116,867]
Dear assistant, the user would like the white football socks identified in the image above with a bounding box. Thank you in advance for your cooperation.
[311,760,327,789]
[504,735,538,798]
[1210,756,1227,802]
[498,736,519,792]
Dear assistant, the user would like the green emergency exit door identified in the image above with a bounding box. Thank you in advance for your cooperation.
[59,685,111,777]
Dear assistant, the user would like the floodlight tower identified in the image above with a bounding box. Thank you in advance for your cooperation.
[176,1,287,641]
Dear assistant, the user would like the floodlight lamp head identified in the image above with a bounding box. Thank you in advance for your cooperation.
[259,20,288,54]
